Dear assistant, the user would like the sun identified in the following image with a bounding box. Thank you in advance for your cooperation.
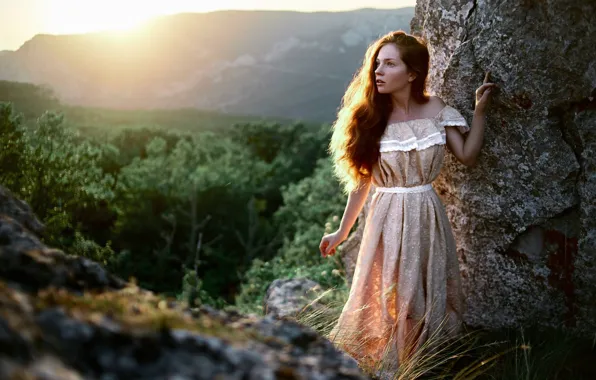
[46,1,178,34]
[44,1,305,35]
[45,1,310,36]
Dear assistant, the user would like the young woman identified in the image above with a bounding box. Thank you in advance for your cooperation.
[319,30,495,372]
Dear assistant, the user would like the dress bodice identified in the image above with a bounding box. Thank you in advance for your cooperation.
[371,105,469,188]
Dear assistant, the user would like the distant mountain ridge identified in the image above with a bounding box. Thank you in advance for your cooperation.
[0,8,414,122]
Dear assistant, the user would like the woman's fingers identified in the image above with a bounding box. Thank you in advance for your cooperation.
[323,240,338,257]
[319,239,328,256]
[482,88,492,100]
[326,242,335,256]
[484,71,491,84]
[320,234,342,257]
[475,72,496,110]
[477,83,497,98]
[477,83,495,93]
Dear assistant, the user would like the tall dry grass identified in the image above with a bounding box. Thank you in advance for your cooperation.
[290,285,569,380]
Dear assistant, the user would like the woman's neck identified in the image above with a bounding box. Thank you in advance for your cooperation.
[390,91,415,117]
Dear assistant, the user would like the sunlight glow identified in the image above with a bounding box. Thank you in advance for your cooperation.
[1,0,416,50]
[44,0,414,35]
[46,1,201,34]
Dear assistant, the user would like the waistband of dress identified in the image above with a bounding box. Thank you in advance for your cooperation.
[375,183,433,194]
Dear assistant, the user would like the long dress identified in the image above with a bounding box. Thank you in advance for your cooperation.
[329,105,469,373]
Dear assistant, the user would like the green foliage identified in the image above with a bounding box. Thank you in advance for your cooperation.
[235,158,349,315]
[19,111,115,251]
[25,112,114,211]
[109,130,280,296]
[0,81,60,118]
[68,231,116,266]
[60,106,288,138]
[178,269,228,309]
[0,103,116,253]
[0,80,289,134]
[3,85,594,380]
[0,88,335,308]
[231,121,324,164]
[274,157,348,237]
[231,121,331,215]
[0,102,29,190]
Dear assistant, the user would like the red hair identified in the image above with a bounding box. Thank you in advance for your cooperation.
[329,31,430,194]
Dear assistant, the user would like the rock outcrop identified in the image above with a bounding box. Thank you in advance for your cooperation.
[0,185,367,379]
[343,0,595,332]
[0,185,44,235]
[264,278,328,319]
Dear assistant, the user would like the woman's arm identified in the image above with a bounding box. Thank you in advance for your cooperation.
[337,178,372,239]
[445,111,486,167]
[320,178,372,257]
[446,72,496,167]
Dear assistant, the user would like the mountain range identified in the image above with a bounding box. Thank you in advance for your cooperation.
[0,8,414,122]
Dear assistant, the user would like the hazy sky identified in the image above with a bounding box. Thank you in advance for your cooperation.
[0,0,416,51]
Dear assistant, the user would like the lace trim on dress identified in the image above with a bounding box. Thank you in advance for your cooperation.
[379,131,446,153]
[439,118,469,134]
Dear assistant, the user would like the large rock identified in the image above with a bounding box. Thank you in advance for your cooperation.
[0,185,44,235]
[0,186,367,379]
[342,0,595,332]
[264,278,328,319]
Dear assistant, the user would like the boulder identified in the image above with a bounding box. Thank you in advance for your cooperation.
[0,185,367,379]
[264,278,327,319]
[0,185,44,235]
[342,0,596,332]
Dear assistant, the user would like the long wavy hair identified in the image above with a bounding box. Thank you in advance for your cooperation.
[329,31,430,194]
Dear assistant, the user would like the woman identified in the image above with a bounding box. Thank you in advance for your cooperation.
[319,30,495,372]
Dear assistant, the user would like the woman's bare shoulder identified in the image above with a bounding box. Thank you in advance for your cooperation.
[424,96,447,116]
[429,95,446,108]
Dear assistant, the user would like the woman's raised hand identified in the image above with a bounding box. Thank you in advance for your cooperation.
[319,231,347,257]
[475,71,497,115]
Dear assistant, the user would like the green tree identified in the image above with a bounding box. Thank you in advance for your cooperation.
[23,111,115,249]
[235,158,348,314]
[0,81,60,119]
[0,102,29,191]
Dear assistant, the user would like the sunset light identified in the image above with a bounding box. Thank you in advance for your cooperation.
[44,0,401,35]
[45,1,187,34]
[2,0,415,50]
[44,1,254,35]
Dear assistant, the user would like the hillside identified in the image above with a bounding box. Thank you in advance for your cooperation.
[0,80,290,136]
[0,8,414,122]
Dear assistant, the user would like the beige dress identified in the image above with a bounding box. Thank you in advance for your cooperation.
[329,105,468,372]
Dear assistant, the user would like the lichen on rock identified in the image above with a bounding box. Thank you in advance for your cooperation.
[0,185,367,379]
[342,0,596,333]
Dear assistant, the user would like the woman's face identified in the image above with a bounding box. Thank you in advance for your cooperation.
[374,43,415,94]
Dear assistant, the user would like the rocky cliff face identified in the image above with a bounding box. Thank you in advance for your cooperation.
[343,0,595,332]
[0,185,366,379]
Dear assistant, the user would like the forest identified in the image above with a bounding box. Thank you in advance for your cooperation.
[3,80,596,379]
[0,80,349,314]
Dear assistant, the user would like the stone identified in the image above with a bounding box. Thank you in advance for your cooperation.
[0,185,44,235]
[343,0,596,333]
[263,278,327,319]
[0,184,368,379]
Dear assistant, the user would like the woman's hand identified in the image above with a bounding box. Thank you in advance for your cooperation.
[319,230,347,257]
[475,71,497,115]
